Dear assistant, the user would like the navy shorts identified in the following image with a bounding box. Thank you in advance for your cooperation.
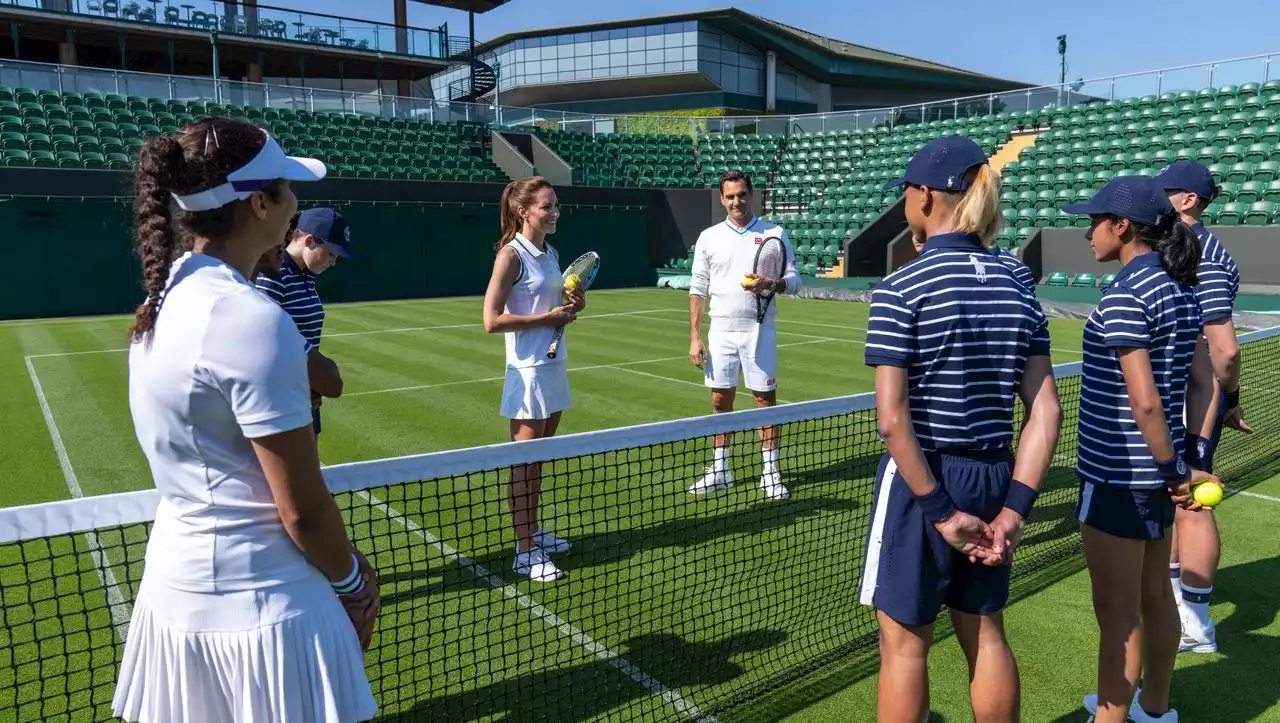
[312,408,322,436]
[858,449,1013,627]
[1076,481,1174,541]
[1185,389,1228,472]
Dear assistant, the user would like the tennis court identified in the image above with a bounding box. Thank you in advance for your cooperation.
[2,288,1279,722]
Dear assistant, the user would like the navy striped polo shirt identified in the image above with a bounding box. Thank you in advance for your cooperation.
[1076,252,1201,488]
[1191,221,1239,324]
[995,248,1037,296]
[256,253,324,353]
[864,232,1052,451]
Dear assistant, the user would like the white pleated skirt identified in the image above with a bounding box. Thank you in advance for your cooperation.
[500,361,571,420]
[112,570,376,723]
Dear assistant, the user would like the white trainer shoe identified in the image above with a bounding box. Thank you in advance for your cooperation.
[513,547,564,582]
[1084,689,1178,722]
[759,470,789,500]
[1179,613,1218,654]
[532,528,570,554]
[689,467,734,495]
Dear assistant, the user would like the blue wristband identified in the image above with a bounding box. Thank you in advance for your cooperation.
[915,484,958,524]
[1154,455,1190,485]
[1003,480,1037,519]
[1226,388,1240,409]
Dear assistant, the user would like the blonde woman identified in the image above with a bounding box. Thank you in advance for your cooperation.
[859,135,1062,722]
[482,177,585,583]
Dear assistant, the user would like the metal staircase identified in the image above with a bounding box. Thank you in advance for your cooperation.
[445,36,497,103]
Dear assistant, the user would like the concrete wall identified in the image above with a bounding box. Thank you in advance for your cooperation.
[528,135,573,187]
[1029,226,1280,285]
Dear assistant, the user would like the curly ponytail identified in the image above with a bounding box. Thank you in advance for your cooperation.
[497,176,552,252]
[129,134,185,343]
[1143,214,1202,287]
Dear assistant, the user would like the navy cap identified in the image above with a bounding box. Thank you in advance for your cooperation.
[1061,175,1175,228]
[297,207,355,260]
[1154,161,1219,203]
[884,135,989,191]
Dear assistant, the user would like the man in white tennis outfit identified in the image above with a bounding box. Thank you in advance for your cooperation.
[688,170,802,501]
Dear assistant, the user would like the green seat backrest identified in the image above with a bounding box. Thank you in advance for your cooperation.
[1046,272,1070,286]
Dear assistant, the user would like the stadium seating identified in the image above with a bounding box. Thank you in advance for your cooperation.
[535,128,702,187]
[0,86,506,182]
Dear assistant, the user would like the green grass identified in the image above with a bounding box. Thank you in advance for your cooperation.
[0,288,1276,722]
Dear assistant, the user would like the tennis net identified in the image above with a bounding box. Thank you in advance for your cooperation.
[5,326,1280,722]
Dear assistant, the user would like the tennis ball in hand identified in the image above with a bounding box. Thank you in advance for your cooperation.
[1192,480,1224,507]
[740,274,755,288]
[564,274,582,291]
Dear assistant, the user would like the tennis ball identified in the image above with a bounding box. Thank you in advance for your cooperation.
[741,274,755,288]
[564,274,581,291]
[1193,480,1224,507]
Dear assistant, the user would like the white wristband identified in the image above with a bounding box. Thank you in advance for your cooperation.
[331,554,363,595]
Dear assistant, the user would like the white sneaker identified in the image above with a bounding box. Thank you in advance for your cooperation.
[689,467,733,495]
[759,470,789,500]
[513,547,564,582]
[532,528,570,554]
[1084,689,1177,722]
[1179,613,1218,654]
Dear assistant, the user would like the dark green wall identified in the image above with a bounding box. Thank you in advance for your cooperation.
[0,199,654,320]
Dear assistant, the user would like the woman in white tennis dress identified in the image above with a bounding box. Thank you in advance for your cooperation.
[112,117,379,723]
[483,176,585,583]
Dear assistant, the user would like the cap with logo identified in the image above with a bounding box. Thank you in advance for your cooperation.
[1061,175,1176,228]
[884,134,989,191]
[1153,161,1220,204]
[297,207,355,260]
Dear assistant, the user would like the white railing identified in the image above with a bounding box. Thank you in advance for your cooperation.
[0,50,1276,138]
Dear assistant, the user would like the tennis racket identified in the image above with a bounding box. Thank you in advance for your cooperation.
[749,235,787,323]
[547,251,600,360]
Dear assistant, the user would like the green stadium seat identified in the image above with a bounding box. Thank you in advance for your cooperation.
[1071,272,1096,288]
[1045,272,1070,287]
[1098,273,1117,289]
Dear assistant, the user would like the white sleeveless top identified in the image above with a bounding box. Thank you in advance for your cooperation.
[504,233,564,368]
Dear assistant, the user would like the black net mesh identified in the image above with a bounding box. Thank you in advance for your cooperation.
[5,333,1280,722]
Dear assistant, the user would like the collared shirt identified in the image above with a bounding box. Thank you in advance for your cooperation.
[689,215,803,332]
[256,252,324,354]
[1076,252,1201,488]
[864,232,1051,451]
[1191,221,1239,324]
[504,233,564,368]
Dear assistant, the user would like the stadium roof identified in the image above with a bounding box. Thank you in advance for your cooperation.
[468,7,1027,90]
[410,0,511,13]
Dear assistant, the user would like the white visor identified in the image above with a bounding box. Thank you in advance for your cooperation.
[171,131,326,212]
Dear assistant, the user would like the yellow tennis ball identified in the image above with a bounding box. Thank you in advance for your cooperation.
[740,274,755,288]
[1192,481,1224,507]
[564,274,581,291]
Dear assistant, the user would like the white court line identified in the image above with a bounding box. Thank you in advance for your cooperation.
[324,308,673,339]
[24,357,133,641]
[1228,487,1280,504]
[346,338,842,398]
[355,489,718,722]
[609,367,800,406]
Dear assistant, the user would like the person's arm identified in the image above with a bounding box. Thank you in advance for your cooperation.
[689,237,709,368]
[255,274,286,305]
[482,245,575,333]
[307,347,343,398]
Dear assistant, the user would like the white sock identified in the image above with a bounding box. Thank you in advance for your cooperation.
[1181,583,1213,627]
[1170,564,1182,605]
[763,447,779,475]
[713,446,729,473]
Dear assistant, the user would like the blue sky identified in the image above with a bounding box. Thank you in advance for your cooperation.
[293,0,1280,89]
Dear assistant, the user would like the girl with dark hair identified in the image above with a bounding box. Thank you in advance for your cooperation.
[482,176,584,583]
[114,117,379,722]
[1062,175,1219,723]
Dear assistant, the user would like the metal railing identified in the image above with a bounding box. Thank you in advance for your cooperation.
[0,50,1275,139]
[0,0,447,59]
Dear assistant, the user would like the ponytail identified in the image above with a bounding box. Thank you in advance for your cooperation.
[497,176,552,252]
[1143,215,1201,287]
[950,163,1004,246]
[128,134,184,344]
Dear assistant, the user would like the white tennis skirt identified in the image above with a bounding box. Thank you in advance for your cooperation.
[112,571,376,723]
[501,361,571,420]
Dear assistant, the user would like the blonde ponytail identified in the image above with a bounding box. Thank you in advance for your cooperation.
[949,164,1003,247]
[497,176,552,252]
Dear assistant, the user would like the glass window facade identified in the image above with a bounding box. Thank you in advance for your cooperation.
[695,26,762,96]
[775,60,813,103]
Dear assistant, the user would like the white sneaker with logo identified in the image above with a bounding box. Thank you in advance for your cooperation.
[759,470,789,500]
[513,547,564,582]
[689,467,734,495]
[532,528,570,554]
[1084,689,1178,722]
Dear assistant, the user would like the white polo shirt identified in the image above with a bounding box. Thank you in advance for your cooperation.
[689,216,802,332]
[128,252,316,593]
[504,233,565,368]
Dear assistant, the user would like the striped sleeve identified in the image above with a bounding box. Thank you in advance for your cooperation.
[255,274,286,305]
[1028,298,1051,357]
[1194,257,1234,323]
[1097,289,1150,349]
[864,282,915,367]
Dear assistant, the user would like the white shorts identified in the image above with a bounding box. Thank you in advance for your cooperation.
[704,320,778,392]
[501,362,571,420]
[112,571,375,723]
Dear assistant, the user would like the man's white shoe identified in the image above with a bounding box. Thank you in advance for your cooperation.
[1084,689,1177,722]
[1179,613,1218,654]
[689,467,734,495]
[532,528,570,554]
[759,471,789,500]
[513,547,564,582]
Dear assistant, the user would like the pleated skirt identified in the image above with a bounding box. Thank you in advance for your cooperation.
[111,570,376,723]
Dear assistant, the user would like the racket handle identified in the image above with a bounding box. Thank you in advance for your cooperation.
[547,327,564,359]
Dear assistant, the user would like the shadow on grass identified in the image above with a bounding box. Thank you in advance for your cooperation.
[372,629,788,723]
